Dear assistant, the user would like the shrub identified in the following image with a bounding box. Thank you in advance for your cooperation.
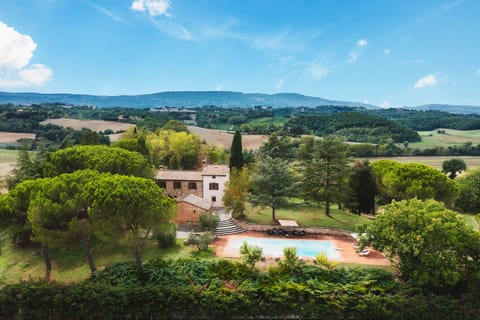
[314,252,338,271]
[184,232,213,251]
[199,213,219,232]
[239,241,263,268]
[154,222,177,248]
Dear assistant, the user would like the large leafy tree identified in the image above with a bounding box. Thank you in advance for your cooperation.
[250,156,296,221]
[6,142,48,190]
[360,199,480,290]
[27,170,100,280]
[442,158,467,179]
[301,136,351,217]
[0,179,39,245]
[456,168,480,213]
[229,130,244,170]
[223,167,250,218]
[258,133,293,160]
[371,160,459,206]
[148,130,202,169]
[44,145,152,178]
[86,174,176,273]
[347,160,377,214]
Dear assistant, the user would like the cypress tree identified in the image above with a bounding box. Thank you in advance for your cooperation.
[229,130,244,170]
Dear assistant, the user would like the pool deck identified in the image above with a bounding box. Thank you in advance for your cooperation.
[214,231,390,266]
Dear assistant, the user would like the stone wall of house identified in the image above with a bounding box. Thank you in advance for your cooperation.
[176,201,211,224]
[236,220,354,238]
[161,180,203,199]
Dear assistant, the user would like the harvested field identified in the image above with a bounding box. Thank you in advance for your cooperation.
[40,118,134,133]
[0,149,19,193]
[187,126,268,150]
[0,132,36,143]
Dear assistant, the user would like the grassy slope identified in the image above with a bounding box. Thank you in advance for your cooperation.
[244,201,371,231]
[410,128,480,149]
[0,239,216,284]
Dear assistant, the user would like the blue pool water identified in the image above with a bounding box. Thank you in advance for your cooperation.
[234,237,340,259]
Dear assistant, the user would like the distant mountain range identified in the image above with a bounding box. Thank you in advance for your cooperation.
[1,91,479,114]
[0,91,376,109]
[409,104,480,115]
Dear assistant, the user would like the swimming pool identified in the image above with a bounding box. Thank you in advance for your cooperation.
[231,237,340,259]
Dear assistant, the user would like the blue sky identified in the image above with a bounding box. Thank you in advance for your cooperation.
[0,0,479,107]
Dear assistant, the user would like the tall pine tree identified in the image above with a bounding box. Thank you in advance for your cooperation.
[229,130,244,170]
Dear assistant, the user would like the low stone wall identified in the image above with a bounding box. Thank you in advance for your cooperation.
[235,220,354,238]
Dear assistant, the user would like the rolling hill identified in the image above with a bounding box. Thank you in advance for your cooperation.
[0,91,376,109]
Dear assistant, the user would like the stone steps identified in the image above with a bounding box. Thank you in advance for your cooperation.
[215,218,245,236]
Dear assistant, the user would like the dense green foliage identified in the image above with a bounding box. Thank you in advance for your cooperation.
[373,108,480,131]
[250,156,297,221]
[286,112,421,143]
[301,136,351,216]
[199,213,219,232]
[0,258,479,319]
[44,145,152,178]
[371,160,459,206]
[229,130,243,170]
[456,168,480,213]
[442,158,467,179]
[347,160,378,214]
[222,167,251,218]
[360,199,480,291]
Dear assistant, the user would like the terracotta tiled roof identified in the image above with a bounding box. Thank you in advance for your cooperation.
[155,170,202,181]
[202,165,229,176]
[180,194,213,210]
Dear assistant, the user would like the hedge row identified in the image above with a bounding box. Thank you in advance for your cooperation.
[1,259,479,320]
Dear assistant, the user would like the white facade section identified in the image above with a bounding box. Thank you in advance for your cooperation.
[202,165,229,208]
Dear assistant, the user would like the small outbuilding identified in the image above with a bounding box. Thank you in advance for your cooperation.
[176,194,214,224]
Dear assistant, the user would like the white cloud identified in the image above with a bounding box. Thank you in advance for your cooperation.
[414,74,438,89]
[347,38,368,63]
[215,84,222,91]
[0,21,52,89]
[357,38,368,46]
[275,78,285,91]
[384,49,391,55]
[130,0,172,17]
[347,52,359,63]
[83,0,129,24]
[477,68,480,75]
[306,63,328,80]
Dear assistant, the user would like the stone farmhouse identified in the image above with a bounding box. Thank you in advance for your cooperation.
[155,165,229,224]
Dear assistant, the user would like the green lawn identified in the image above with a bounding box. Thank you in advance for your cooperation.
[247,117,288,125]
[0,238,216,284]
[0,148,18,163]
[410,128,480,149]
[244,201,372,231]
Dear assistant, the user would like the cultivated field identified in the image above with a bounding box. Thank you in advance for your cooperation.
[410,128,480,149]
[40,118,134,133]
[0,149,19,193]
[0,132,36,143]
[360,155,480,171]
[187,126,268,150]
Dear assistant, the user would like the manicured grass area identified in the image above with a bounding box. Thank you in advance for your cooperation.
[410,128,480,149]
[244,201,372,231]
[0,238,216,284]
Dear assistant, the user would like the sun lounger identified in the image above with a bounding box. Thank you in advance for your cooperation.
[357,249,370,256]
